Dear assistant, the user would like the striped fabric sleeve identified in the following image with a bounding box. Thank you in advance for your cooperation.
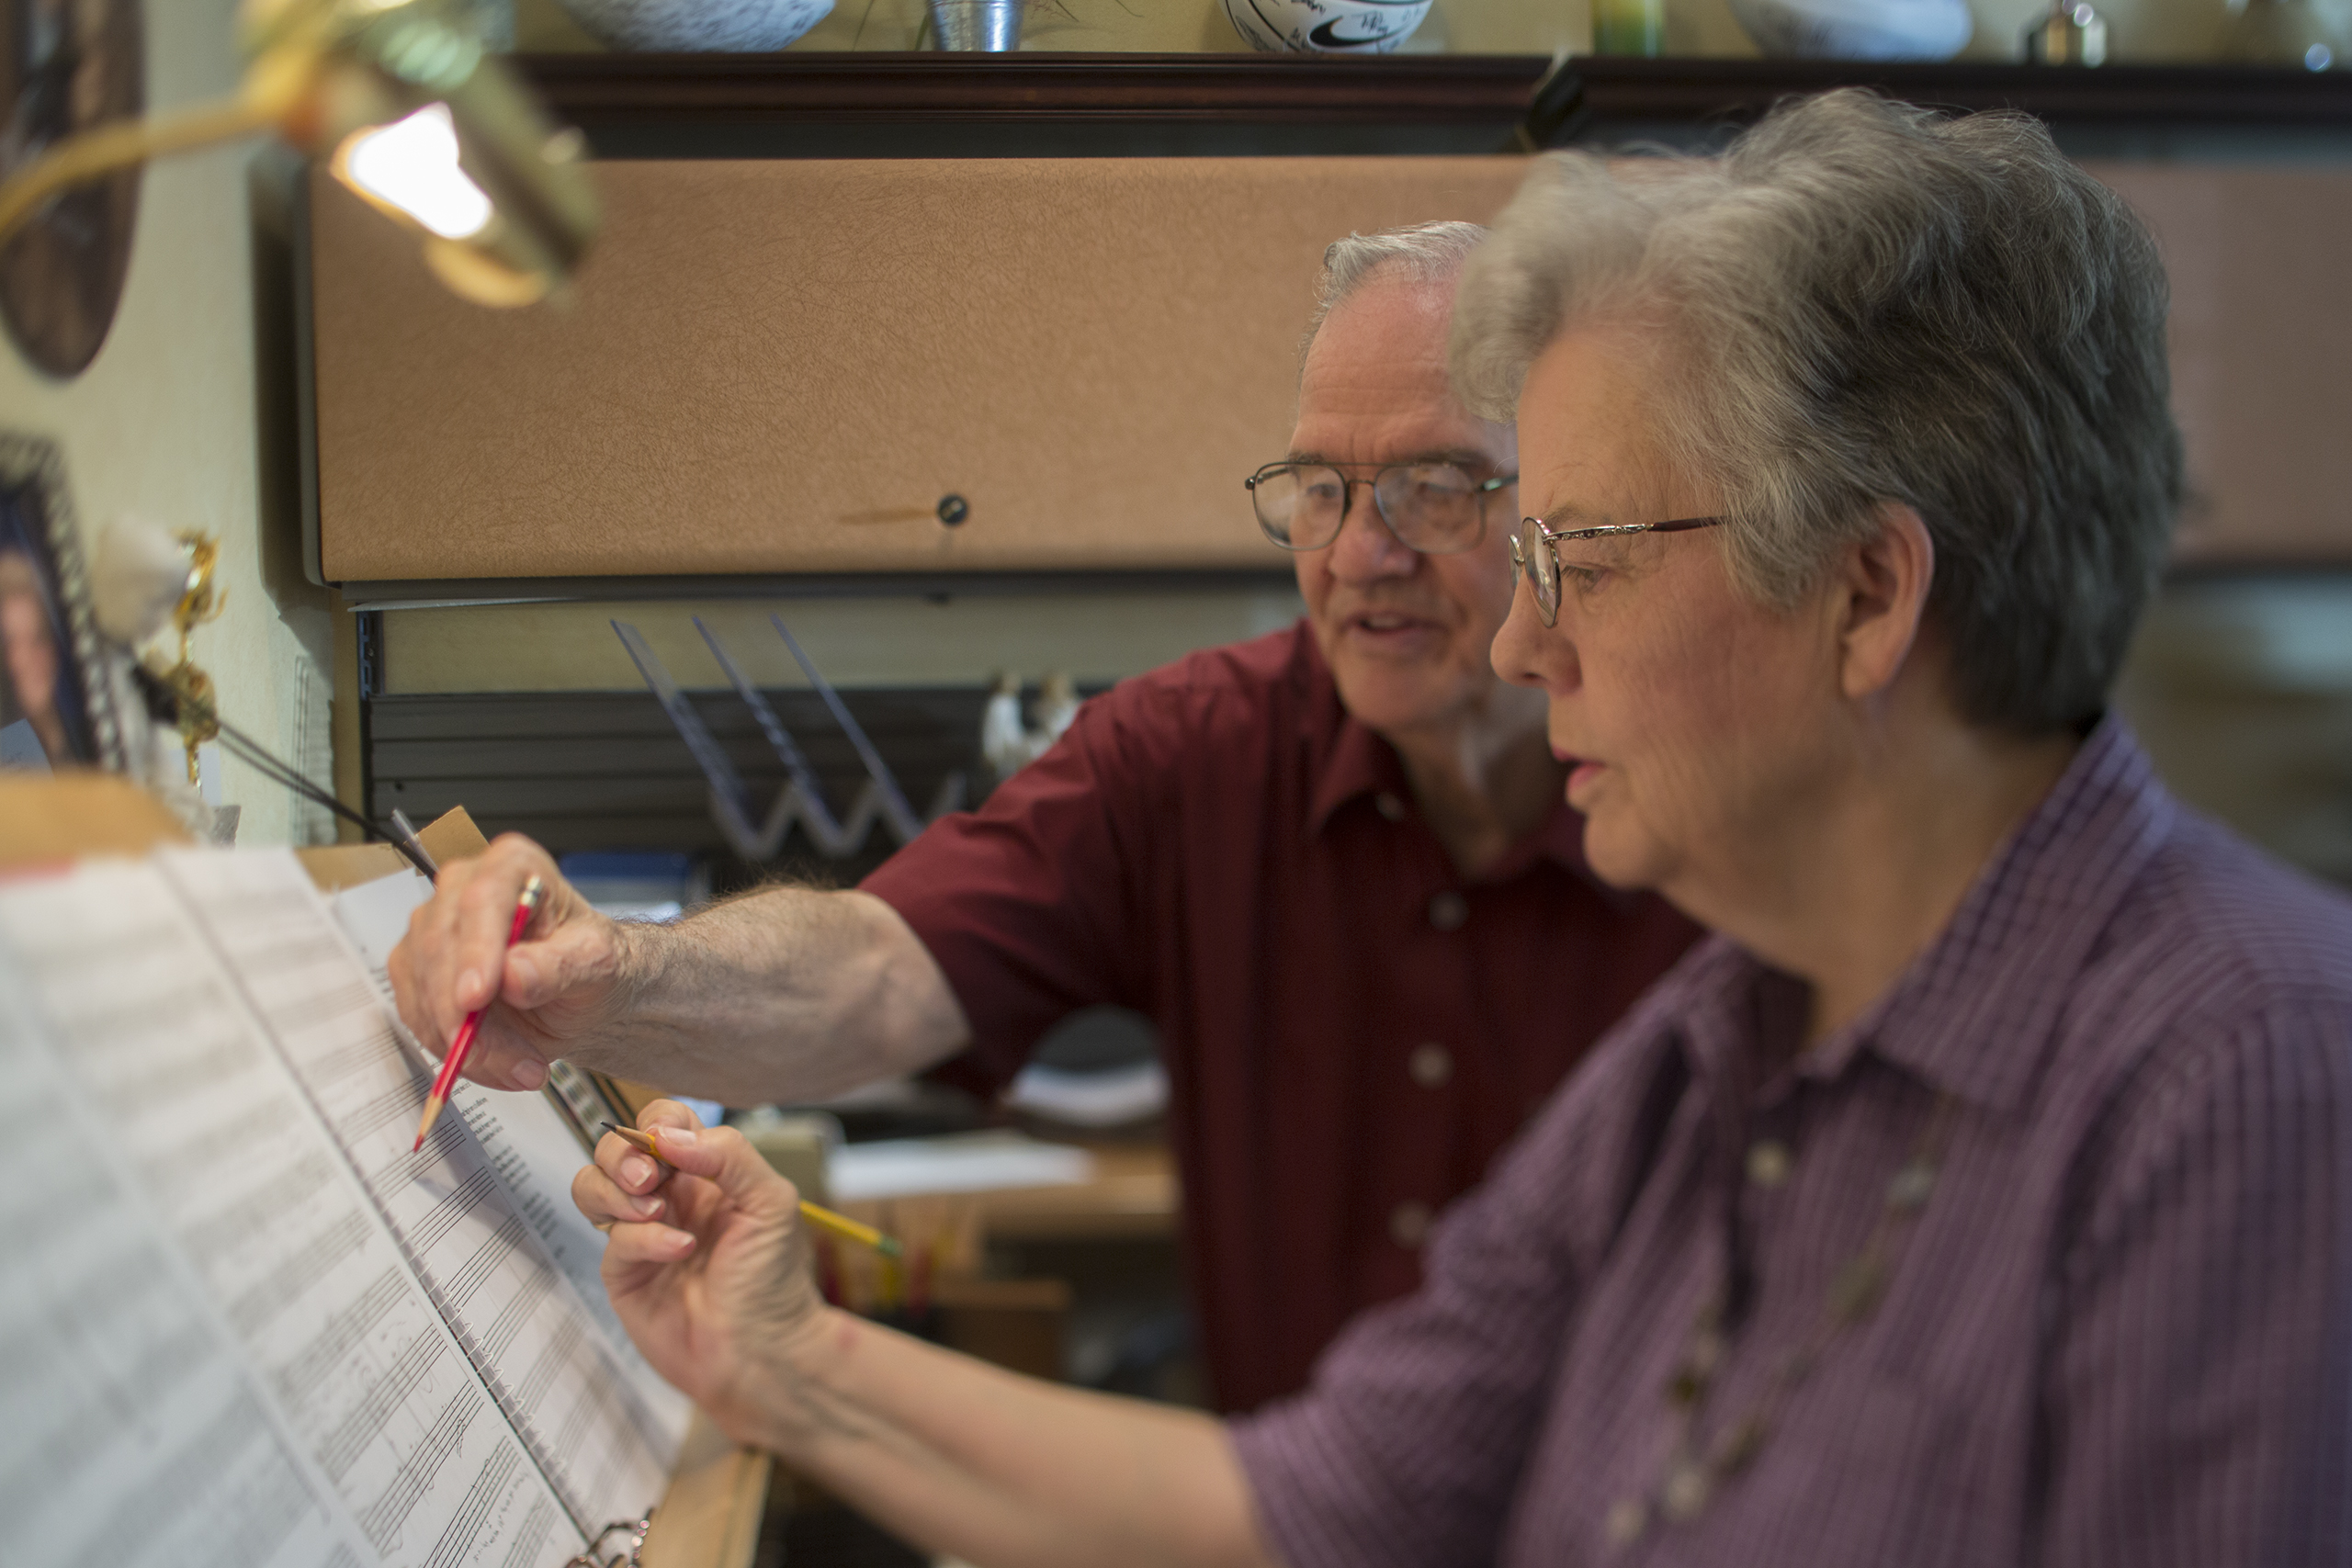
[1226,1037,1658,1568]
[2040,997,2352,1567]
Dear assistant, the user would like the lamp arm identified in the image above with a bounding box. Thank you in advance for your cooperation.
[0,61,311,248]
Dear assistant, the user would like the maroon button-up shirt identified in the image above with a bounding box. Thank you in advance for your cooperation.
[1233,720,2352,1566]
[861,622,1700,1412]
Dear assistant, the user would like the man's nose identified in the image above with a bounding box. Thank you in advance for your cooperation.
[1328,481,1419,581]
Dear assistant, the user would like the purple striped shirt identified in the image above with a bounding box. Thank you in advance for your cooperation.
[1232,720,2352,1567]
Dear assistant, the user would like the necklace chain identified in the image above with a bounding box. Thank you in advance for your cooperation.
[1605,1091,1962,1551]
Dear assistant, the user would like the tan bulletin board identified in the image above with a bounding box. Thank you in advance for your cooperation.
[307,155,2352,585]
[2088,162,2352,565]
[305,155,1531,584]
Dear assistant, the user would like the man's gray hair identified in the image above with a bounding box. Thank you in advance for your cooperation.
[1302,220,1487,362]
[1452,90,2182,735]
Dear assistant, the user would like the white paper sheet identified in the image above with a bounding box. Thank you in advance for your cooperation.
[161,851,686,1534]
[325,867,695,1446]
[829,1131,1095,1201]
[0,858,578,1568]
[0,951,359,1568]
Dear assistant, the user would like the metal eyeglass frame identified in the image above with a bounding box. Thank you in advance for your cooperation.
[1510,514,1724,626]
[1244,461,1517,555]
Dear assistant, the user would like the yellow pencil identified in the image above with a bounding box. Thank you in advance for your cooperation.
[599,1121,902,1258]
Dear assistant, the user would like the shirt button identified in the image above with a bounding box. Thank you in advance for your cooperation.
[1374,791,1408,822]
[1389,1201,1433,1248]
[1746,1140,1792,1190]
[1408,1043,1453,1088]
[1428,891,1468,931]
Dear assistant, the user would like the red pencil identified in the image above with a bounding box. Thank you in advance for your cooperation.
[413,874,545,1151]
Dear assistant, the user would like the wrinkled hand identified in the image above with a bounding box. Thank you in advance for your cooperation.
[386,833,626,1091]
[572,1100,824,1443]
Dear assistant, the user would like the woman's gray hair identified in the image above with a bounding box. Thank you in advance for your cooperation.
[1453,90,2182,735]
[1302,220,1487,362]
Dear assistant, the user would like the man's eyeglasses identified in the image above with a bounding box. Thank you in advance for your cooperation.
[1246,461,1516,555]
[1510,514,1724,626]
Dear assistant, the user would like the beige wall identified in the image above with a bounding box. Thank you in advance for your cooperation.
[513,0,1605,56]
[379,589,1306,695]
[0,0,330,846]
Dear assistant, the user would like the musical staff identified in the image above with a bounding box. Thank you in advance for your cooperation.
[0,942,354,1568]
[166,850,684,1540]
[1,856,581,1568]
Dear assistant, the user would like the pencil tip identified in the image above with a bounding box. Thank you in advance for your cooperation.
[413,1095,446,1153]
[877,1236,904,1258]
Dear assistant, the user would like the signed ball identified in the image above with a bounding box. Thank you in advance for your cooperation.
[1222,0,1434,52]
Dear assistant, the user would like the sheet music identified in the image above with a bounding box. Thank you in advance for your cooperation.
[0,860,582,1568]
[326,868,692,1427]
[161,851,683,1534]
[444,1080,695,1444]
[0,953,359,1568]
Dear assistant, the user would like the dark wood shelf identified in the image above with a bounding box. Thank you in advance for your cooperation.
[1532,59,2352,142]
[512,51,2352,157]
[513,51,1552,127]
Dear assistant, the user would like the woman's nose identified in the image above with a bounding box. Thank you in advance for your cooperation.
[1492,576,1577,692]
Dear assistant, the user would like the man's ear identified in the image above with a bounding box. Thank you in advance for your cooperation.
[1836,503,1935,702]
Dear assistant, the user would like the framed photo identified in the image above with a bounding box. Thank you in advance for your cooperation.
[0,434,123,773]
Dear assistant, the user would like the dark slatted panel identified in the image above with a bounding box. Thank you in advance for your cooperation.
[366,688,1006,878]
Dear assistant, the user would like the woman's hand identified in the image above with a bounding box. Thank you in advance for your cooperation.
[577,1109,1273,1568]
[572,1100,826,1447]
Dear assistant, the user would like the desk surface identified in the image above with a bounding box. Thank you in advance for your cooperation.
[834,1138,1178,1245]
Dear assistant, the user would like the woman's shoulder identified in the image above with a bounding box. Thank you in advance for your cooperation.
[2047,811,2352,1152]
[2101,809,2352,1013]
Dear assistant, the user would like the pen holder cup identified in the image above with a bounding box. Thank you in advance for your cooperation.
[927,0,1021,49]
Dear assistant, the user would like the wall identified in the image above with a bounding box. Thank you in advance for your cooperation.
[0,0,331,847]
[377,589,1306,694]
[513,0,1594,59]
[514,0,2256,69]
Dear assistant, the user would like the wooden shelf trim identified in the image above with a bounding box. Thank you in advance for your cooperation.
[512,51,1553,126]
[1534,60,2352,139]
[511,51,2352,139]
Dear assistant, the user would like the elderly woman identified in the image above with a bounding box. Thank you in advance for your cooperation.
[575,92,2352,1567]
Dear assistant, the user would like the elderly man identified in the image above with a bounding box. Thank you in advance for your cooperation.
[568,92,2352,1568]
[389,221,1701,1413]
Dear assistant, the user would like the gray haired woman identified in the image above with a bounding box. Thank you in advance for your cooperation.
[568,93,2352,1568]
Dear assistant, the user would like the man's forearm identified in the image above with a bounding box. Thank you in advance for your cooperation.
[742,1309,1279,1568]
[574,887,970,1105]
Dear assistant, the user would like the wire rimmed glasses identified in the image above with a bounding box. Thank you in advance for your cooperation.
[1510,514,1724,626]
[1245,461,1516,555]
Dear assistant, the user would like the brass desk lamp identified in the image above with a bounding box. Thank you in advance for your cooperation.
[0,0,599,307]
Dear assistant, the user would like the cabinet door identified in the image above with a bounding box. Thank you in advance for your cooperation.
[307,155,1530,584]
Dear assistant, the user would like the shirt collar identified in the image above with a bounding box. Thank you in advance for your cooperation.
[1304,709,1399,839]
[1302,682,1593,884]
[1660,716,2178,1117]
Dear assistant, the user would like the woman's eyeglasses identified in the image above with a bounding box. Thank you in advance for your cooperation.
[1510,515,1724,626]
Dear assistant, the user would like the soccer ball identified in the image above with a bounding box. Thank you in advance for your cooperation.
[1222,0,1434,53]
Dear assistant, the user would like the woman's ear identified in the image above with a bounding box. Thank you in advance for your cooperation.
[1836,503,1935,702]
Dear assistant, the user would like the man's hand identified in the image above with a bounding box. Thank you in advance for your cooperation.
[572,1100,825,1448]
[387,832,629,1091]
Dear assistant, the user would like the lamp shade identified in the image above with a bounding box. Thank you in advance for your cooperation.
[254,0,600,306]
